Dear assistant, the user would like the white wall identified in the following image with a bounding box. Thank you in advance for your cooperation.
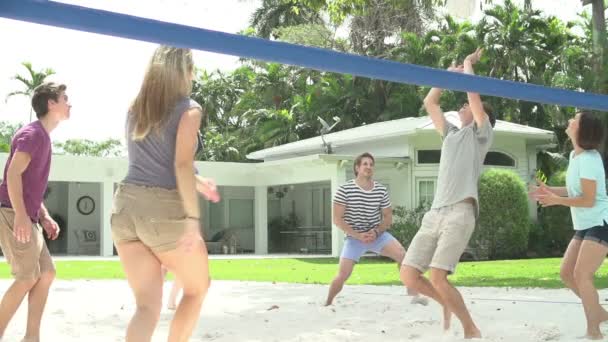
[332,136,410,158]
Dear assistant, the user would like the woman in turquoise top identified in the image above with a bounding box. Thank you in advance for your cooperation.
[532,111,608,340]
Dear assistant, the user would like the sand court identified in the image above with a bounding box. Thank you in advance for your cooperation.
[0,279,603,341]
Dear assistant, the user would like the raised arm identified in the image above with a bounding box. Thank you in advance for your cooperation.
[463,48,489,129]
[424,64,464,136]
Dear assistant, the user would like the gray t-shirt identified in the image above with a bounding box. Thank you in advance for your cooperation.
[431,117,494,212]
[123,97,202,189]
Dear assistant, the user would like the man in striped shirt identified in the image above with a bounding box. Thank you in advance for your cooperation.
[325,152,427,306]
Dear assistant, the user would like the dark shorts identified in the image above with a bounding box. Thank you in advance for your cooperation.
[573,221,608,247]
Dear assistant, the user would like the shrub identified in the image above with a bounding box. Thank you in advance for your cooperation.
[536,170,573,256]
[472,169,530,260]
[391,202,431,248]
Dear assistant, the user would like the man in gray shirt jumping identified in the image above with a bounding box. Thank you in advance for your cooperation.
[400,48,495,339]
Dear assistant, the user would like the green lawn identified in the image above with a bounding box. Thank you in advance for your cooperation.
[1,257,607,288]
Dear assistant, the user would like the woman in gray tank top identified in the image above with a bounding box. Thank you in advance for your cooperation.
[110,46,219,341]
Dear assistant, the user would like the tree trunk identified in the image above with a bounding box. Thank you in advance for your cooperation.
[591,0,606,93]
[588,0,608,168]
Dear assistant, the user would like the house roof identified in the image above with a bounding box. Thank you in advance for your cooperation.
[247,112,555,161]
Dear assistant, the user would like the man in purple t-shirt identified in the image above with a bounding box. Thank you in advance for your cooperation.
[0,82,70,341]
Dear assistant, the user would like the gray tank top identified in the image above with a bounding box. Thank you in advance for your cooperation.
[123,97,202,189]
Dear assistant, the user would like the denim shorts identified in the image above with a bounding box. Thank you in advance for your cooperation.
[573,221,608,247]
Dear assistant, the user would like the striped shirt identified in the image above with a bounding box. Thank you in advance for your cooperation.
[333,180,391,232]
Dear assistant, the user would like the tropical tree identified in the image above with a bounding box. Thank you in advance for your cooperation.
[0,121,23,153]
[249,0,324,39]
[53,138,123,157]
[6,62,56,122]
[248,104,304,148]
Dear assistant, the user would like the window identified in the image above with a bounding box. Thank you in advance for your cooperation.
[484,151,515,167]
[311,189,321,225]
[268,199,281,220]
[417,179,435,206]
[209,201,225,231]
[417,150,441,164]
[311,187,332,227]
[323,188,331,226]
[228,199,254,229]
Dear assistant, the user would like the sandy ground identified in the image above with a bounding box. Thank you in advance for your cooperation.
[0,279,604,341]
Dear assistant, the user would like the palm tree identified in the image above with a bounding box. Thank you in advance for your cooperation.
[248,104,303,147]
[6,62,56,122]
[581,0,607,93]
[250,0,324,39]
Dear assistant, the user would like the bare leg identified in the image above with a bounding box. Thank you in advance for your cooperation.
[430,268,480,339]
[0,278,38,338]
[325,258,355,306]
[157,240,210,342]
[116,241,164,342]
[560,238,608,325]
[380,239,428,305]
[167,278,182,310]
[401,265,451,330]
[573,240,608,340]
[23,270,56,341]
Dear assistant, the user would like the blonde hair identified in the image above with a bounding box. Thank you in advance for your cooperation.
[129,46,194,140]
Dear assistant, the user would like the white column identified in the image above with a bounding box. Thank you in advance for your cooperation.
[254,186,268,254]
[100,181,114,256]
[331,164,346,257]
[527,149,538,222]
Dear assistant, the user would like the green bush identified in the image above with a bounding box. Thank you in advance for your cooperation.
[536,170,573,256]
[472,169,530,260]
[391,202,431,248]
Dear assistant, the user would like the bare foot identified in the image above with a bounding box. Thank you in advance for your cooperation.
[580,332,603,340]
[410,295,429,306]
[21,337,40,342]
[464,327,482,339]
[443,306,451,331]
[600,309,608,324]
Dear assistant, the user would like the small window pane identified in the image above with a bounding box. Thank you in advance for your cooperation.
[418,150,441,164]
[484,152,515,167]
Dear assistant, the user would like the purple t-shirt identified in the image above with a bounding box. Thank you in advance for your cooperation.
[0,121,51,221]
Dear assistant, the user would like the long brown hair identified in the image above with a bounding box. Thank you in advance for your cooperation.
[129,46,194,140]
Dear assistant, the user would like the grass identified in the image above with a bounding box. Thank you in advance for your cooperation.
[1,257,608,288]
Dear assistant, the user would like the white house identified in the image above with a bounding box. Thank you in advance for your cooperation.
[0,112,554,257]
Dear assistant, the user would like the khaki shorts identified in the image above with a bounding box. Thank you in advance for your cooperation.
[111,183,189,253]
[0,208,55,280]
[403,201,475,274]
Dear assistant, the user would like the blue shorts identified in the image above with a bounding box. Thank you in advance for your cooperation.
[340,232,397,262]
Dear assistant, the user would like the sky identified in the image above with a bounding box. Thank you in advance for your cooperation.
[0,0,587,143]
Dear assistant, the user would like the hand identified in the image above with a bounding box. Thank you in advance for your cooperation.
[536,187,561,207]
[465,48,483,64]
[195,176,220,203]
[13,212,32,243]
[40,215,60,240]
[529,177,551,199]
[447,63,464,73]
[177,219,203,253]
[356,231,375,243]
